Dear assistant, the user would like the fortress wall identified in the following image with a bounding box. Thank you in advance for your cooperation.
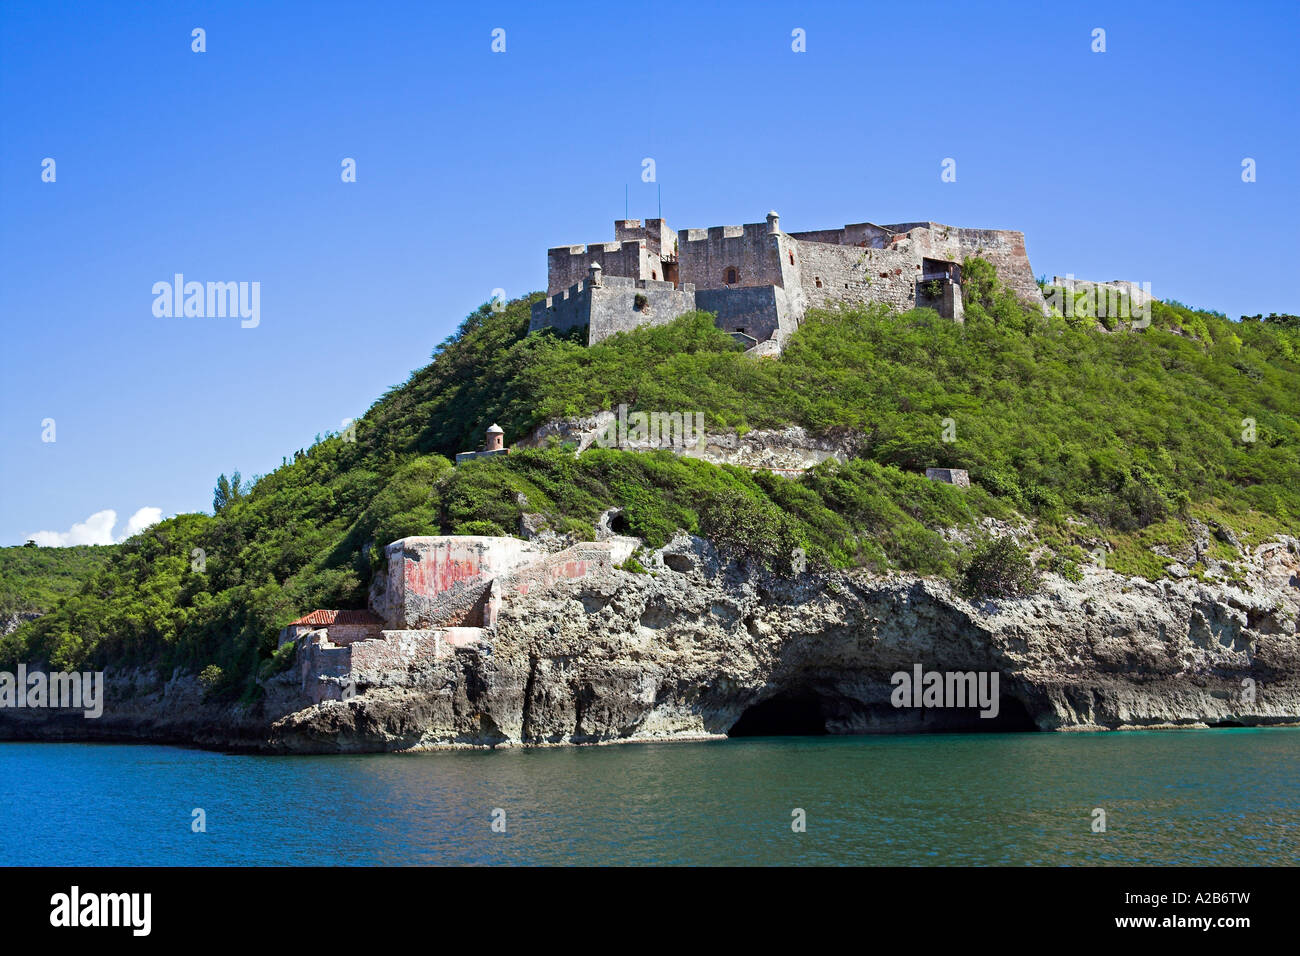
[532,275,699,344]
[773,233,808,323]
[788,222,899,249]
[587,278,698,343]
[906,226,965,265]
[792,239,918,313]
[530,281,594,336]
[349,629,481,684]
[952,228,1044,307]
[786,228,843,244]
[349,630,436,683]
[299,637,350,704]
[547,239,650,295]
[695,285,791,343]
[678,222,784,291]
[881,221,936,234]
[616,218,675,259]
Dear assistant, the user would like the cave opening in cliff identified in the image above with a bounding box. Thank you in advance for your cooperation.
[958,693,1038,732]
[728,691,829,736]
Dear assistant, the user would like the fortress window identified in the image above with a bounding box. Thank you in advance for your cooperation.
[788,251,795,265]
[814,276,822,288]
[651,270,657,280]
[725,267,738,285]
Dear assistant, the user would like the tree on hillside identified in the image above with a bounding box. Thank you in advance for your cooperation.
[213,471,245,514]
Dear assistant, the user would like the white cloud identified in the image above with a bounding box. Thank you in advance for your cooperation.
[27,506,163,547]
[28,509,118,547]
[124,506,162,538]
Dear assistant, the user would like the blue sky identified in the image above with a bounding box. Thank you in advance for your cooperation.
[1,0,1297,546]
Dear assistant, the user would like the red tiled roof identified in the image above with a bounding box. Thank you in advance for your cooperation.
[288,609,383,627]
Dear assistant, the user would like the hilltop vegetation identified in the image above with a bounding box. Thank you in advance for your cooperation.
[3,261,1298,693]
[0,544,116,624]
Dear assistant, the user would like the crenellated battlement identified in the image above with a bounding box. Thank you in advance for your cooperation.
[532,208,1045,354]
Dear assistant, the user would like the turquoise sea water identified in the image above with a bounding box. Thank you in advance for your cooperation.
[2,730,1298,865]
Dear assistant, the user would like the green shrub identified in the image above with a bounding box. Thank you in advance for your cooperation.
[958,538,1040,599]
[699,488,808,573]
[453,519,510,537]
[558,517,596,541]
[1045,553,1083,583]
[257,639,298,680]
[618,556,649,574]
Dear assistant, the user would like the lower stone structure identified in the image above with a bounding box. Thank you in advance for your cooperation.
[292,534,639,704]
[926,468,970,487]
[368,535,542,629]
[280,609,384,648]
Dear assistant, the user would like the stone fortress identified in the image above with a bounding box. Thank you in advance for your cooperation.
[529,211,1047,353]
[289,209,1052,705]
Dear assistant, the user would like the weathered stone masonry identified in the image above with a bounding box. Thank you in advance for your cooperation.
[288,534,638,704]
[530,210,1046,354]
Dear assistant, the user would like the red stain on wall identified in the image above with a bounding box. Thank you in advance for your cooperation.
[404,553,486,597]
[512,558,590,596]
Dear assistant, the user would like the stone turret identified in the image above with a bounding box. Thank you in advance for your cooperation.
[456,423,510,465]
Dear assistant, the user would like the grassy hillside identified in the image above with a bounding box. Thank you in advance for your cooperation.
[4,261,1297,694]
[0,544,117,622]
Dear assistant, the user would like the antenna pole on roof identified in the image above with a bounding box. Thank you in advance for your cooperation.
[658,183,661,219]
[625,185,628,220]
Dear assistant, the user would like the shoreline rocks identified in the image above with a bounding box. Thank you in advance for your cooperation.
[3,532,1297,754]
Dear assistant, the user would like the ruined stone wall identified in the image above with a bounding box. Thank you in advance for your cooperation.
[350,628,484,685]
[678,222,785,291]
[517,410,858,471]
[1051,277,1154,310]
[322,623,383,646]
[299,634,350,704]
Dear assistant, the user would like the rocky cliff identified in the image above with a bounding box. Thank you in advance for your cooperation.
[516,410,861,472]
[0,613,40,639]
[5,532,1298,753]
[269,532,1300,752]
